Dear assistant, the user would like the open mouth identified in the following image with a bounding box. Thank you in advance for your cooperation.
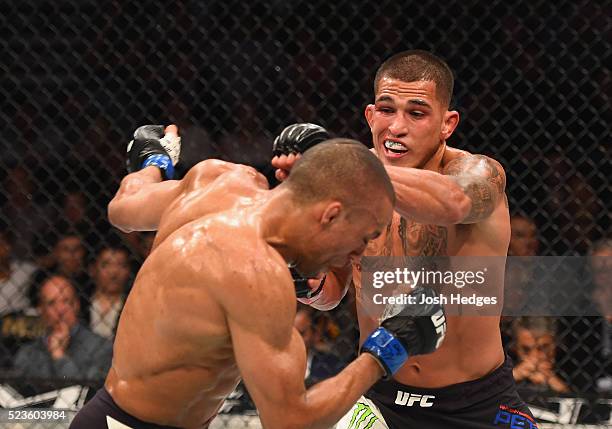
[383,140,409,157]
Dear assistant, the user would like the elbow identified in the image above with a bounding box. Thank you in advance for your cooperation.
[447,189,471,224]
[107,200,131,233]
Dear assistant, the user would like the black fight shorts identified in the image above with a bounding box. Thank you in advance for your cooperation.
[365,355,538,429]
[69,387,180,429]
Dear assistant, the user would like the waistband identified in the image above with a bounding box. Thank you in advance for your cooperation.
[97,387,182,429]
[368,354,516,407]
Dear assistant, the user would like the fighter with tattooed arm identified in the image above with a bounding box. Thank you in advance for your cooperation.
[272,50,538,429]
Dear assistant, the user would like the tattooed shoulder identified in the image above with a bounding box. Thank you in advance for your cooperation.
[443,155,506,224]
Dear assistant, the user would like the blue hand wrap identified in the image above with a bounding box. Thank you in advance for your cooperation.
[141,154,174,180]
[361,327,409,378]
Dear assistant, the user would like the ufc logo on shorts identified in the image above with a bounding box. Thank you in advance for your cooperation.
[394,391,435,407]
[431,309,446,349]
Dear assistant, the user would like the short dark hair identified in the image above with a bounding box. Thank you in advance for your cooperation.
[284,139,395,208]
[513,316,556,336]
[374,50,454,108]
[589,238,612,255]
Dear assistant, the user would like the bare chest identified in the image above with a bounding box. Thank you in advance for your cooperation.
[364,212,458,257]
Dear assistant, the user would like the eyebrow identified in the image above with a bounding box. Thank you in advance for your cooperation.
[375,95,432,109]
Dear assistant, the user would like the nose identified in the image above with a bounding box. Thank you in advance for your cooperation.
[388,115,408,137]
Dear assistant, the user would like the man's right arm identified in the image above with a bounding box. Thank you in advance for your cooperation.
[108,124,235,233]
[225,265,383,429]
[107,167,183,233]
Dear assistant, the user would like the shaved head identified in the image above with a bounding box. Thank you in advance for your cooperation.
[374,50,454,108]
[284,139,395,208]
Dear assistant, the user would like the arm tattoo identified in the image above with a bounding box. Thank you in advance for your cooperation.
[444,155,506,223]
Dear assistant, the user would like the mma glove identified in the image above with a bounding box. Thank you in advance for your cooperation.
[361,287,447,379]
[272,123,330,156]
[127,125,181,180]
[290,266,326,300]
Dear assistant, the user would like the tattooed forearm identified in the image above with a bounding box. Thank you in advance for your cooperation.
[443,155,506,224]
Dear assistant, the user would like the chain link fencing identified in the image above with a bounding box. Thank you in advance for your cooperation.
[0,0,610,427]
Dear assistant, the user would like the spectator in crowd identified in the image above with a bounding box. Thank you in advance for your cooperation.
[512,317,570,393]
[31,230,90,313]
[57,188,90,237]
[504,215,540,317]
[588,238,612,392]
[87,244,131,339]
[508,214,539,257]
[0,164,51,260]
[0,227,37,315]
[0,226,43,367]
[13,275,112,381]
[293,308,344,386]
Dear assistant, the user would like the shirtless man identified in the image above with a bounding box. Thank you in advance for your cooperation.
[273,50,538,428]
[69,125,446,429]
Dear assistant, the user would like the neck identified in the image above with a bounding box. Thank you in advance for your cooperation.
[258,187,302,265]
[422,141,447,172]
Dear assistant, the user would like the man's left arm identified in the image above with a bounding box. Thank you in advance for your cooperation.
[386,154,506,225]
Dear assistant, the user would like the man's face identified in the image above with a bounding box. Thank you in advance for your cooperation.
[38,277,79,330]
[299,198,393,277]
[509,217,539,256]
[54,236,85,275]
[365,78,458,168]
[92,249,130,294]
[516,328,555,365]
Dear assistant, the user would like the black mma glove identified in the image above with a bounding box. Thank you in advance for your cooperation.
[361,287,447,379]
[272,123,330,156]
[127,125,181,180]
[290,265,326,300]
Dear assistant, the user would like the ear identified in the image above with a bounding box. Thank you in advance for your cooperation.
[364,104,375,130]
[320,202,342,226]
[441,110,460,141]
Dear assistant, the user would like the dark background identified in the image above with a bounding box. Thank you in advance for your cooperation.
[0,0,610,424]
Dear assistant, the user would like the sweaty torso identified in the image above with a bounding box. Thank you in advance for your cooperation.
[106,162,270,428]
[354,147,511,387]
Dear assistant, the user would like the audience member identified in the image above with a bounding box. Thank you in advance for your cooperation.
[0,164,51,260]
[508,214,539,257]
[31,230,90,313]
[87,245,131,339]
[293,308,344,386]
[0,227,37,315]
[512,317,570,393]
[588,238,612,392]
[504,215,540,317]
[13,275,112,381]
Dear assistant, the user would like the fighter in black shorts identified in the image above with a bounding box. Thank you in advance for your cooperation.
[272,50,538,429]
